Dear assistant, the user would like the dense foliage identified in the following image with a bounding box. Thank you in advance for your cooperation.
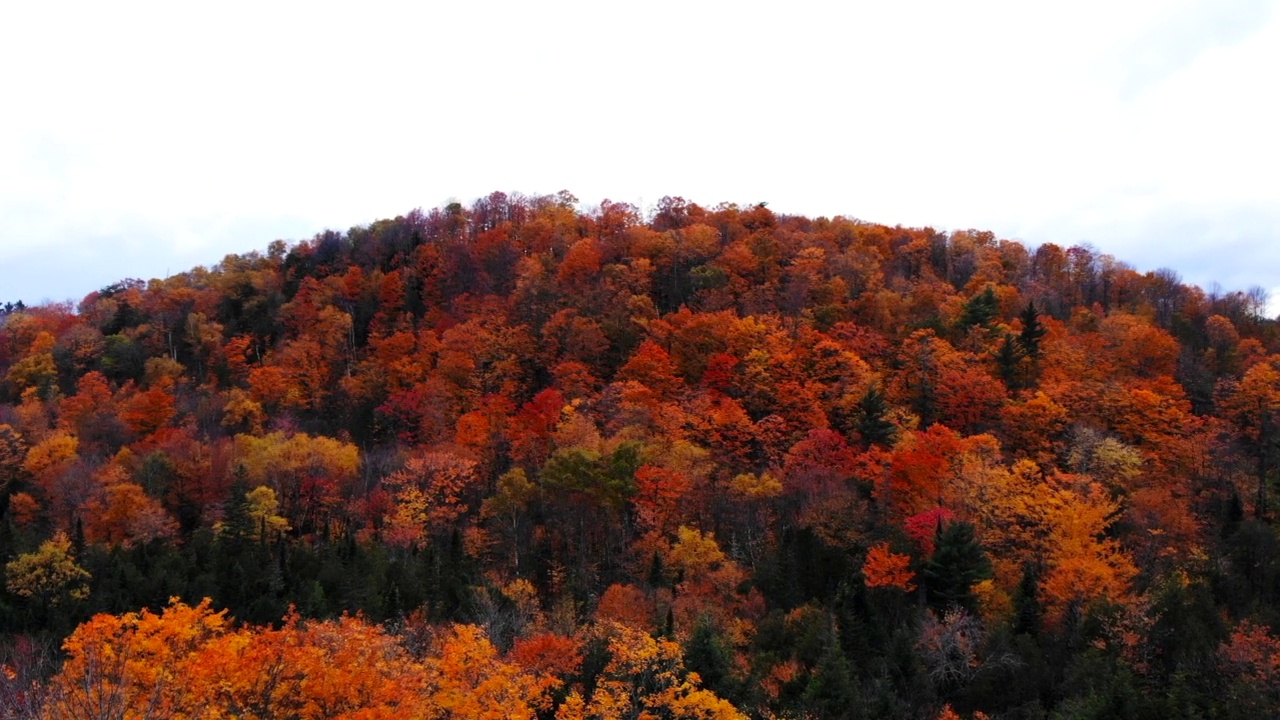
[2,191,1280,717]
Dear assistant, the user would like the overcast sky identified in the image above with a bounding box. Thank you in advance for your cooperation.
[2,0,1278,312]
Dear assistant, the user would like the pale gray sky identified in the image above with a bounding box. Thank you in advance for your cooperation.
[2,1,1278,310]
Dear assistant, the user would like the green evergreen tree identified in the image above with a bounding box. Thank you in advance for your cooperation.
[214,467,273,620]
[855,385,897,449]
[647,550,666,589]
[994,333,1025,390]
[71,516,85,554]
[220,468,256,545]
[1018,301,1047,358]
[802,643,860,718]
[1013,563,1042,636]
[684,616,734,698]
[923,520,992,613]
[959,287,999,329]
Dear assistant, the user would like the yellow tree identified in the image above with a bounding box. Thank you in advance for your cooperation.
[244,485,291,540]
[232,431,360,532]
[20,430,89,530]
[0,423,27,496]
[956,459,1054,591]
[1038,476,1138,627]
[24,431,79,487]
[667,527,763,648]
[557,622,745,720]
[420,624,547,720]
[953,459,1137,625]
[5,532,90,609]
[4,331,56,398]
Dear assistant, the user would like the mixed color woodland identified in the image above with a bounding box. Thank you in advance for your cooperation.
[2,192,1280,718]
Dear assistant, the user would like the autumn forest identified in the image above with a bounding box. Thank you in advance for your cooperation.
[2,192,1280,718]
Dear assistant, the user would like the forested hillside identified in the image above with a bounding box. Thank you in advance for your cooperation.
[3,192,1280,718]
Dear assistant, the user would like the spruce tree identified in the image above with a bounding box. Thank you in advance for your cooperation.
[959,287,999,329]
[995,333,1025,389]
[215,467,269,618]
[1018,301,1047,358]
[855,386,897,449]
[220,469,256,545]
[685,617,734,697]
[923,520,992,613]
[1013,563,1042,636]
[802,643,860,717]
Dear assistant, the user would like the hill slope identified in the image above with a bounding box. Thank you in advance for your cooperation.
[3,192,1280,717]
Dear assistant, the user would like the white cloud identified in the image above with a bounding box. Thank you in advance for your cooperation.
[2,1,1278,304]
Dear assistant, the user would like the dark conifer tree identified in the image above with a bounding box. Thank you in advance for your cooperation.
[803,643,860,718]
[685,617,734,698]
[1018,301,1047,358]
[855,386,897,449]
[959,287,999,329]
[1013,563,1042,636]
[923,520,992,613]
[220,470,256,545]
[995,333,1025,390]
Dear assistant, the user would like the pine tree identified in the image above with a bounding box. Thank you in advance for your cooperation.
[959,287,999,330]
[1013,563,1042,636]
[995,333,1025,389]
[803,643,860,717]
[856,386,897,449]
[1018,301,1047,358]
[923,520,992,613]
[220,468,256,545]
[647,550,666,589]
[214,467,271,619]
[684,617,733,697]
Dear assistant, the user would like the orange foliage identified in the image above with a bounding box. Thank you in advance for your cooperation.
[617,339,684,397]
[597,583,656,632]
[634,464,694,534]
[119,386,177,437]
[382,451,480,548]
[863,542,917,592]
[58,371,116,440]
[46,599,552,719]
[509,632,584,685]
[83,481,177,548]
[421,624,547,719]
[879,425,991,519]
[6,193,1277,718]
[508,387,567,469]
[781,428,859,500]
[1221,620,1280,695]
[1038,477,1138,627]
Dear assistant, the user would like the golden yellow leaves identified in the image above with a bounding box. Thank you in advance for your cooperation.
[5,532,90,606]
